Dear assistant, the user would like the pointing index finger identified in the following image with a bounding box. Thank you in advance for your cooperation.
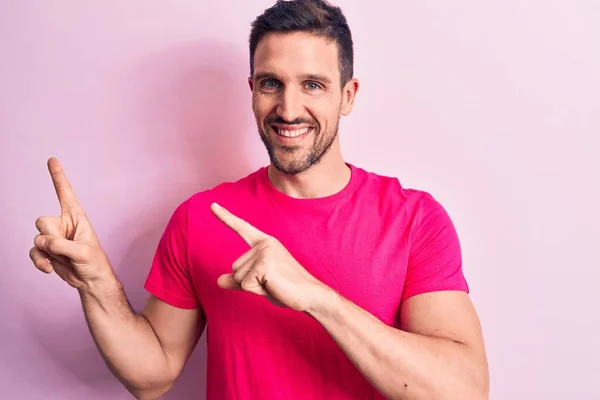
[47,157,82,213]
[211,202,268,246]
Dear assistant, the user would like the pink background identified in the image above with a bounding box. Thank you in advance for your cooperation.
[1,1,599,399]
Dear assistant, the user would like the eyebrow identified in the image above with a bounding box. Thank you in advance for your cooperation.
[254,72,332,85]
[300,74,332,84]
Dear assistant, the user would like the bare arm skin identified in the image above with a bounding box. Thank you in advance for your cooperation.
[79,279,205,399]
[30,158,205,399]
[307,289,489,400]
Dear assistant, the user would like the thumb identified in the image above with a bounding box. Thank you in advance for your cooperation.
[217,273,242,290]
[34,234,89,263]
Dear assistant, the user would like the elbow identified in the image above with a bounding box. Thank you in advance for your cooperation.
[439,383,489,400]
[432,366,490,400]
[471,388,490,400]
[475,359,490,400]
[387,377,488,400]
[121,374,175,400]
[129,383,174,400]
[457,348,490,400]
[463,368,489,400]
[477,375,490,400]
[108,362,176,400]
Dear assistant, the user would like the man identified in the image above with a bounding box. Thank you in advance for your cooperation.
[30,0,489,399]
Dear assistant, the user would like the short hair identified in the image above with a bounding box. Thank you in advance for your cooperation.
[249,0,354,86]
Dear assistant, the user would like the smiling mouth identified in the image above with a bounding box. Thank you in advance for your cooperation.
[273,126,313,138]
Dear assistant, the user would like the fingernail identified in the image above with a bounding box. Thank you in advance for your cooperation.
[43,259,53,273]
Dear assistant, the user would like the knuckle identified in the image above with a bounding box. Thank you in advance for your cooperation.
[35,217,46,230]
[233,270,244,283]
[35,216,56,235]
[29,249,46,271]
[29,247,38,261]
[35,234,46,249]
[255,259,269,273]
[241,279,253,291]
[255,252,267,265]
[263,237,278,246]
[73,209,87,220]
[259,237,277,250]
[257,250,273,266]
[46,237,58,254]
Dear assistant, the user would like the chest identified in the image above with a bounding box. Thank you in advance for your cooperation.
[190,203,411,329]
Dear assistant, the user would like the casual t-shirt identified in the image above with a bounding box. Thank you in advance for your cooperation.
[144,163,469,399]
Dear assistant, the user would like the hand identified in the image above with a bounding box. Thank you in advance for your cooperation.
[211,202,330,312]
[29,158,114,290]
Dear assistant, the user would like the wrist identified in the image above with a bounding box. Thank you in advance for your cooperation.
[305,283,342,319]
[78,270,121,299]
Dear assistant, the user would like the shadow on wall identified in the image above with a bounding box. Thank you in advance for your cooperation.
[23,40,255,400]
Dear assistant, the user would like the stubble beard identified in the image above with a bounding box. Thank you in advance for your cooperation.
[258,117,340,175]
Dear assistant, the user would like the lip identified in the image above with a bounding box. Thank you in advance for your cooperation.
[271,123,313,131]
[271,125,313,143]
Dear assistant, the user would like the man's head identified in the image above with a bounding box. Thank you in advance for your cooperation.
[248,0,359,175]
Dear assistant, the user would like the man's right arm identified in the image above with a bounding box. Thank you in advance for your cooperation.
[79,276,205,400]
[30,158,204,400]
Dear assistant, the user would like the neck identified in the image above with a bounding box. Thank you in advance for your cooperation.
[267,147,351,199]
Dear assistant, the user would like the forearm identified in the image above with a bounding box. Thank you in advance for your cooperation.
[78,275,173,398]
[307,290,488,400]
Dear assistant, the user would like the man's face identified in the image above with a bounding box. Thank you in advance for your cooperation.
[250,31,355,175]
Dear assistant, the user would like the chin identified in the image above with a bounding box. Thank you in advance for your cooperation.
[271,152,322,175]
[269,156,306,175]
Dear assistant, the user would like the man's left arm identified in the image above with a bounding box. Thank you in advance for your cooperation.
[307,288,489,400]
[209,201,489,400]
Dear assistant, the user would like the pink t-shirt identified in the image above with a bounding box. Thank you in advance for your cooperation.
[144,163,469,399]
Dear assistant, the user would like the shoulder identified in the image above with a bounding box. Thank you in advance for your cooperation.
[181,167,265,209]
[166,167,265,229]
[352,164,445,215]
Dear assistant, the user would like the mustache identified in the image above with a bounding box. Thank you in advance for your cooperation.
[266,116,316,126]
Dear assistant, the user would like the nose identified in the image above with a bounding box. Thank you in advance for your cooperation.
[276,87,303,123]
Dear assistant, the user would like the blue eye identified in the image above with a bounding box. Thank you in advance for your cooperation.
[305,82,321,90]
[262,79,280,89]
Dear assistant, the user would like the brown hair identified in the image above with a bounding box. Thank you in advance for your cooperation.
[249,0,354,86]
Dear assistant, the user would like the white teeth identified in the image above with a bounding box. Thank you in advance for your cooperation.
[276,127,310,137]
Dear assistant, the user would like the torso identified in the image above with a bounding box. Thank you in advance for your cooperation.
[185,164,422,399]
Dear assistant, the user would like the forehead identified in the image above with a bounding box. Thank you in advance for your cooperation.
[253,31,340,82]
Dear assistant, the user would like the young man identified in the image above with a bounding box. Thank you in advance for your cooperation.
[30,1,489,399]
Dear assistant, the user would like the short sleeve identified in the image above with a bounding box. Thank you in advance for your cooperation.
[402,194,470,301]
[144,199,200,309]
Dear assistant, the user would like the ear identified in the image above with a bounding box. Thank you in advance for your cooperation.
[248,76,254,91]
[340,78,359,116]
